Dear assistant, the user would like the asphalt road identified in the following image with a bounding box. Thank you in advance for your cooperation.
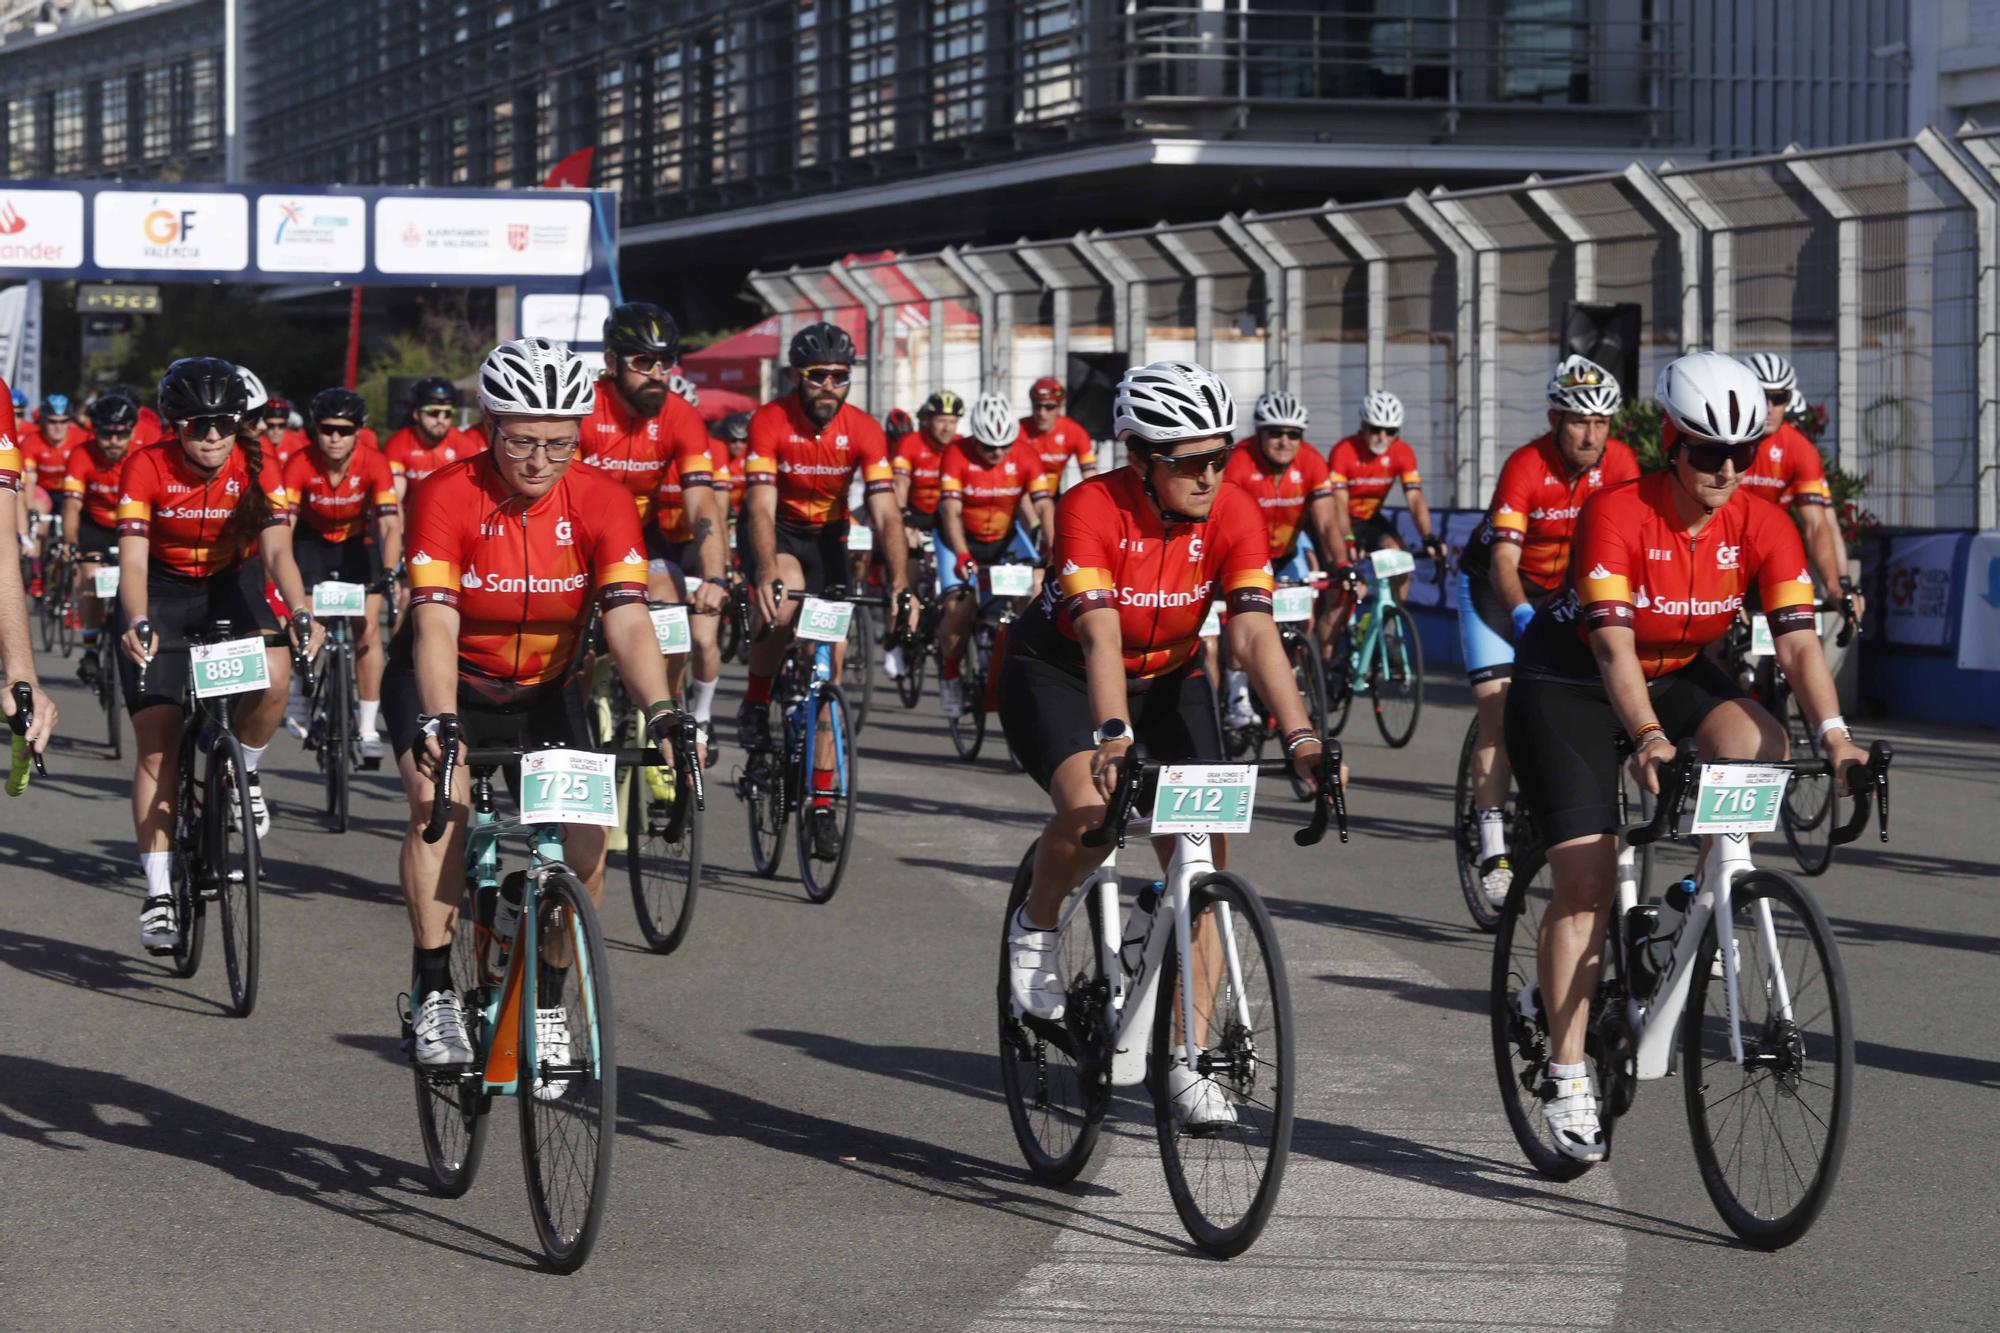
[2,643,1995,1331]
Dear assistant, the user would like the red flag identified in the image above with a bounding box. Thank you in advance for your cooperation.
[541,147,595,190]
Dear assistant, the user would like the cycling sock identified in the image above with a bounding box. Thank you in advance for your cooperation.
[812,768,834,809]
[1477,807,1507,860]
[941,657,961,681]
[744,672,774,707]
[358,698,381,736]
[81,628,99,645]
[239,742,266,774]
[140,851,173,899]
[686,674,718,724]
[413,944,453,998]
[1548,1059,1587,1082]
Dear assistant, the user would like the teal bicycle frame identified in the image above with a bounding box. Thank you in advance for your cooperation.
[1338,547,1418,692]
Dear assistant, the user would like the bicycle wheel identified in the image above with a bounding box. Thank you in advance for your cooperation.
[1286,632,1329,798]
[1682,869,1852,1249]
[1323,627,1354,737]
[797,684,857,904]
[742,747,789,878]
[102,645,122,760]
[1489,851,1595,1181]
[37,563,59,654]
[325,657,351,833]
[169,747,206,979]
[1453,716,1504,932]
[414,903,491,1198]
[996,843,1108,1182]
[1370,604,1424,748]
[519,871,618,1273]
[718,596,743,664]
[211,740,261,1018]
[948,627,988,761]
[1150,871,1294,1258]
[56,591,76,658]
[895,640,926,708]
[845,606,874,738]
[626,749,701,954]
[1776,685,1836,876]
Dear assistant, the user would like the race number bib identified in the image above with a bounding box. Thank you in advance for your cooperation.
[92,566,120,599]
[311,581,368,618]
[846,525,874,553]
[1688,764,1789,835]
[796,597,853,643]
[1151,764,1257,835]
[191,638,272,699]
[651,604,691,656]
[519,749,619,827]
[1369,548,1415,579]
[986,564,1033,598]
[1272,585,1315,624]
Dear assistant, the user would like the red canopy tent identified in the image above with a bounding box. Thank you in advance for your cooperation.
[682,315,778,398]
[693,386,759,421]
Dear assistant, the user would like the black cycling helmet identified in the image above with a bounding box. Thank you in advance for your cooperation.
[88,392,139,431]
[158,357,248,421]
[788,320,855,369]
[262,395,293,421]
[406,375,460,414]
[918,390,965,418]
[309,386,369,426]
[716,411,751,443]
[603,301,682,362]
[883,407,915,439]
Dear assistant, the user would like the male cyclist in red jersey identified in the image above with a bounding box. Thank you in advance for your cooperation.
[391,337,677,1068]
[713,411,748,520]
[383,377,485,502]
[255,397,311,467]
[893,391,956,543]
[118,359,318,950]
[1456,356,1639,904]
[934,391,1055,721]
[1737,352,1863,629]
[1506,351,1869,1162]
[1018,376,1095,491]
[738,321,915,856]
[997,360,1342,1129]
[284,388,403,764]
[60,391,142,685]
[1325,389,1445,643]
[19,394,85,590]
[0,379,55,758]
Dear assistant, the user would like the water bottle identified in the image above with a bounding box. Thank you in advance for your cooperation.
[1119,881,1162,976]
[489,870,526,974]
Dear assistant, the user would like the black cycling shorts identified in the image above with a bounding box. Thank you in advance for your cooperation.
[1349,514,1396,554]
[738,518,851,597]
[1505,652,1745,848]
[76,518,118,559]
[381,623,587,765]
[998,647,1222,793]
[903,508,937,534]
[293,527,383,592]
[121,562,284,715]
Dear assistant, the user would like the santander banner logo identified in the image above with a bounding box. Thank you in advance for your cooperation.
[0,190,84,268]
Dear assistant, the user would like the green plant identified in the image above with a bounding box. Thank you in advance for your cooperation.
[1612,397,1668,472]
[354,294,491,428]
[1826,466,1877,555]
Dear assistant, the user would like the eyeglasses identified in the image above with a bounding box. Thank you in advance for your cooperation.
[417,406,456,419]
[1765,392,1789,406]
[1262,428,1304,441]
[177,415,237,440]
[1682,440,1757,474]
[1554,365,1607,390]
[1153,444,1234,477]
[621,353,674,377]
[318,423,359,438]
[97,427,135,440]
[1031,398,1062,410]
[498,434,580,462]
[800,365,852,388]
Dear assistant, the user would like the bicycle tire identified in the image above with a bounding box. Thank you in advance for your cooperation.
[1682,869,1852,1249]
[996,843,1108,1182]
[414,890,492,1198]
[169,742,206,979]
[625,747,702,954]
[1489,851,1595,1182]
[948,626,989,761]
[845,606,874,738]
[37,561,59,654]
[797,683,857,903]
[1776,684,1836,876]
[1453,716,1504,933]
[519,870,618,1272]
[1286,631,1329,799]
[718,596,743,664]
[895,644,926,708]
[211,740,261,1018]
[326,654,351,833]
[102,643,122,760]
[56,594,76,658]
[742,746,789,878]
[1323,627,1354,737]
[1150,871,1295,1258]
[1370,604,1423,748]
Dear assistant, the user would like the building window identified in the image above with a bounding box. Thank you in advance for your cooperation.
[930,0,988,140]
[449,111,470,183]
[6,97,37,177]
[598,62,626,188]
[142,66,173,160]
[491,97,515,182]
[705,21,748,182]
[1500,0,1587,103]
[99,77,128,168]
[797,0,821,168]
[847,0,896,156]
[1018,1,1081,122]
[534,84,559,175]
[51,87,84,174]
[188,56,218,154]
[651,44,685,192]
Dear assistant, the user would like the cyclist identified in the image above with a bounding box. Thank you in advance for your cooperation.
[60,391,143,684]
[1507,351,1869,1162]
[646,414,728,755]
[885,394,956,681]
[997,360,1339,1127]
[390,337,678,1067]
[19,393,84,590]
[384,377,485,502]
[738,321,915,856]
[1325,390,1444,639]
[1212,388,1341,727]
[1737,352,1864,629]
[255,397,310,466]
[883,406,915,447]
[1018,376,1095,492]
[714,411,749,521]
[283,388,403,763]
[0,379,55,758]
[934,391,1054,721]
[117,359,317,950]
[1456,356,1638,903]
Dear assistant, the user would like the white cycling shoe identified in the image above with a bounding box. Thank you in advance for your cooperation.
[939,677,966,720]
[1540,1067,1607,1162]
[1007,907,1065,1021]
[139,895,179,955]
[1166,1058,1239,1131]
[534,1007,572,1101]
[1479,854,1512,907]
[413,989,476,1067]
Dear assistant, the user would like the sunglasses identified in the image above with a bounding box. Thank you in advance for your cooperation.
[318,423,359,438]
[418,406,456,418]
[801,365,852,388]
[1765,392,1789,406]
[1032,398,1062,409]
[622,353,674,376]
[1153,444,1234,477]
[177,415,237,439]
[1681,440,1757,474]
[44,417,72,426]
[1262,428,1304,441]
[498,434,580,461]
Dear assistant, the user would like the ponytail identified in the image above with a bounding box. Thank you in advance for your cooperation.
[222,418,274,551]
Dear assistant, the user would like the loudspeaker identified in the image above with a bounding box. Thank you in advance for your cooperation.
[1065,352,1127,443]
[1563,302,1642,404]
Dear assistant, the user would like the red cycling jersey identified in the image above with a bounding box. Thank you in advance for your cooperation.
[1563,471,1817,678]
[1019,413,1095,481]
[384,424,488,493]
[283,445,399,544]
[893,433,945,516]
[21,426,85,493]
[650,437,720,546]
[743,396,893,529]
[1327,436,1422,521]
[61,439,128,529]
[0,388,19,493]
[1223,439,1334,561]
[116,444,290,577]
[405,455,648,706]
[1465,434,1641,586]
[578,383,708,522]
[938,438,1052,544]
[1741,421,1831,508]
[1030,468,1275,678]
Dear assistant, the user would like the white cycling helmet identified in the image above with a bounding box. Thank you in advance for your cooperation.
[1113,360,1236,449]
[968,391,1018,449]
[478,337,596,418]
[668,373,700,407]
[1785,387,1809,423]
[1360,390,1404,431]
[235,365,270,417]
[1546,355,1622,417]
[1655,350,1768,446]
[1252,389,1309,430]
[1740,351,1796,395]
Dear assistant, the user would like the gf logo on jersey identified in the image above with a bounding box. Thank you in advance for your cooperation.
[1715,543,1740,571]
[555,517,575,546]
[1769,444,1783,461]
[1187,537,1204,562]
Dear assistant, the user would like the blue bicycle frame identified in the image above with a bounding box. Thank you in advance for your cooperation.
[781,638,851,814]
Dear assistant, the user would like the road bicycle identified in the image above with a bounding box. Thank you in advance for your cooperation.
[71,549,121,758]
[1216,574,1331,796]
[37,529,78,658]
[302,583,379,833]
[406,727,681,1271]
[934,559,1038,764]
[1732,600,1857,877]
[997,741,1347,1257]
[589,652,708,955]
[1491,738,1892,1248]
[1324,548,1424,748]
[892,539,941,709]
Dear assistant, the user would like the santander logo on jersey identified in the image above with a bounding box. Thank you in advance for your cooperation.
[463,565,589,595]
[1119,579,1214,610]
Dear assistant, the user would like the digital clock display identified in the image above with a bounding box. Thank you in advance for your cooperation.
[79,284,162,314]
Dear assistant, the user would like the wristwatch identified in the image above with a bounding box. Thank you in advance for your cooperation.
[1091,718,1130,746]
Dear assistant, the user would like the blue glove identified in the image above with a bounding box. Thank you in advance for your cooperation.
[1510,602,1537,639]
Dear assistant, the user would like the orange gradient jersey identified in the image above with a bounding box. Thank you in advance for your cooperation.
[650,437,720,545]
[1032,468,1275,678]
[938,438,1052,544]
[1020,413,1095,479]
[284,446,399,543]
[743,397,892,528]
[1566,471,1817,677]
[578,385,708,522]
[1224,440,1333,560]
[894,433,945,516]
[1481,434,1640,585]
[62,439,129,529]
[1741,421,1831,508]
[405,456,648,706]
[384,424,487,493]
[0,388,18,493]
[1327,436,1422,521]
[116,445,289,577]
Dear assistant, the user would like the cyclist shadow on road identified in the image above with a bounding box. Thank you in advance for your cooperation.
[1259,890,1490,955]
[0,1054,544,1269]
[0,923,235,1018]
[0,831,132,897]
